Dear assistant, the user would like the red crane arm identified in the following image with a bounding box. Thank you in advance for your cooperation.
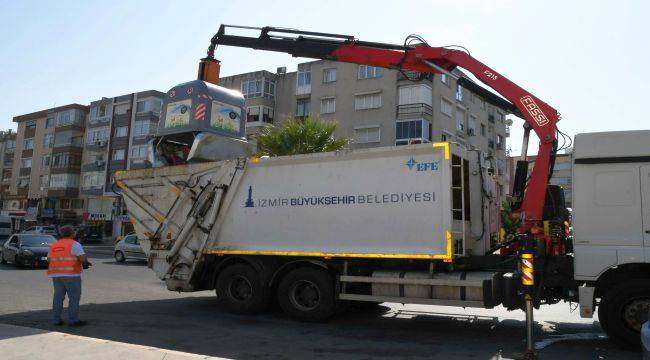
[208,25,559,223]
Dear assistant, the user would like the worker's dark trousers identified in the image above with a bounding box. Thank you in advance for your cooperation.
[51,277,82,324]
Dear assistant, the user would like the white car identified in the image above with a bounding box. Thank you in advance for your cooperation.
[114,233,146,262]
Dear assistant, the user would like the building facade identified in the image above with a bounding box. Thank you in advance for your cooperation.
[80,90,164,237]
[220,60,511,184]
[7,104,88,224]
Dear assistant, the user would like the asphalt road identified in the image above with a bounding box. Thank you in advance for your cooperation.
[0,247,636,359]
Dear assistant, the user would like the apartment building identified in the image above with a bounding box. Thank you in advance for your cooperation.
[80,90,164,237]
[7,104,88,224]
[0,130,16,214]
[507,151,573,207]
[220,60,511,183]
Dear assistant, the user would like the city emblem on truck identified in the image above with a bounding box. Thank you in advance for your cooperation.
[405,157,439,172]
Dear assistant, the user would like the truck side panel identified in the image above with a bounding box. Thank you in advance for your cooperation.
[213,145,453,257]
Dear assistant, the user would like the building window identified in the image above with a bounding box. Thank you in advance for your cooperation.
[42,155,51,167]
[112,149,125,161]
[358,65,382,79]
[130,145,149,159]
[398,84,432,106]
[456,108,466,132]
[21,158,32,168]
[320,98,336,114]
[133,121,150,137]
[354,126,380,144]
[71,199,84,209]
[395,120,432,145]
[23,138,34,150]
[440,74,449,86]
[114,126,128,137]
[136,99,162,114]
[497,134,504,149]
[441,98,453,117]
[296,69,311,95]
[91,104,108,118]
[6,139,15,150]
[296,99,311,117]
[263,78,275,98]
[25,120,36,130]
[456,84,464,101]
[323,68,337,83]
[82,172,104,189]
[246,106,260,123]
[468,115,477,136]
[52,152,81,168]
[49,174,80,189]
[46,116,55,128]
[17,176,30,188]
[87,127,109,143]
[40,175,49,189]
[43,133,54,148]
[262,107,274,123]
[480,123,486,137]
[354,92,382,110]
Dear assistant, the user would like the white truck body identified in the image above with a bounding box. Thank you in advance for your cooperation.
[117,143,497,287]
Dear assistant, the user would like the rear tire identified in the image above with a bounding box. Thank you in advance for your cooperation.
[216,263,269,315]
[114,251,125,263]
[599,279,650,350]
[277,267,338,322]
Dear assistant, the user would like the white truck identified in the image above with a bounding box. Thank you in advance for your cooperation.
[117,25,650,351]
[117,122,650,350]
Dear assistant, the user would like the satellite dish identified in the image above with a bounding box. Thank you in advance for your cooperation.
[505,119,513,126]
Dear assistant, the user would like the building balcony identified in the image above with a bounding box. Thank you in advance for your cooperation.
[396,103,433,120]
[47,188,79,198]
[135,111,159,121]
[19,168,31,176]
[82,161,106,172]
[21,149,33,158]
[88,115,111,128]
[80,187,104,196]
[114,113,131,127]
[129,159,152,170]
[4,148,14,155]
[50,165,81,174]
[52,145,83,154]
[86,139,108,151]
[54,123,84,132]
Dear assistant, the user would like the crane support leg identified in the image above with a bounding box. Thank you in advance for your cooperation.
[520,240,537,359]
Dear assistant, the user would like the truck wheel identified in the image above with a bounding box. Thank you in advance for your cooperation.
[599,279,650,350]
[277,267,337,322]
[216,263,269,315]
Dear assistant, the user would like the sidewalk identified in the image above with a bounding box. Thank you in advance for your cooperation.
[0,323,230,360]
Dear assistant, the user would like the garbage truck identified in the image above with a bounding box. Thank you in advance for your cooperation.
[116,25,650,351]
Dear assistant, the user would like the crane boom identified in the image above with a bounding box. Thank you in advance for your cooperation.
[207,25,559,226]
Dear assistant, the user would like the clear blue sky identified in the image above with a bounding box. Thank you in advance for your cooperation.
[1,0,648,155]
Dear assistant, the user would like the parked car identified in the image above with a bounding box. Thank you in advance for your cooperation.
[1,234,57,267]
[75,226,103,244]
[114,233,146,263]
[22,226,58,236]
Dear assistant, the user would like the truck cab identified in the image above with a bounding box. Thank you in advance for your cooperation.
[572,130,650,348]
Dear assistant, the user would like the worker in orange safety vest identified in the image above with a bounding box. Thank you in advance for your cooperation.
[47,225,91,326]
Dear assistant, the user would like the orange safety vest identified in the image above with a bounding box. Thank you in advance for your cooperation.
[47,238,82,275]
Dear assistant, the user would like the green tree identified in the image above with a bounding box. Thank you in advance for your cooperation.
[256,117,350,156]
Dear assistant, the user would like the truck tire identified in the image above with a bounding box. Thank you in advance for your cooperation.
[277,267,337,322]
[599,279,650,350]
[216,263,269,315]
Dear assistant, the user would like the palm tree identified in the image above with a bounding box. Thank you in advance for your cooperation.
[256,117,349,157]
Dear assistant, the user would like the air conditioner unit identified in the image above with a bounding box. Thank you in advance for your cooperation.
[277,66,287,74]
[467,128,475,136]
